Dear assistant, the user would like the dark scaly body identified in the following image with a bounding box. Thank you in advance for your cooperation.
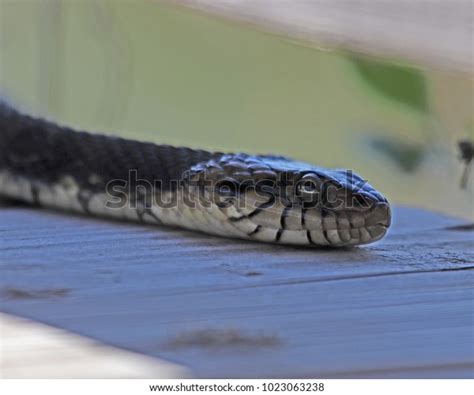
[0,102,391,247]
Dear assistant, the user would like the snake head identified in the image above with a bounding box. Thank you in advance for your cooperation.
[185,153,391,247]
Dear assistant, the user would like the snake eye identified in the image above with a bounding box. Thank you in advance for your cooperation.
[300,180,318,193]
[297,173,321,194]
[296,174,323,207]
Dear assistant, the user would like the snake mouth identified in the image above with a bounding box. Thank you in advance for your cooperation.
[355,202,391,244]
[364,202,391,226]
[215,191,391,246]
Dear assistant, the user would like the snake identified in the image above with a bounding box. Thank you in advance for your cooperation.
[0,102,391,247]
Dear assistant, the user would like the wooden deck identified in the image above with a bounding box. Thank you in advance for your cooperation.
[0,312,188,378]
[0,202,473,378]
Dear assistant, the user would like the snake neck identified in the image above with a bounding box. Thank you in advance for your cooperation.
[0,102,222,195]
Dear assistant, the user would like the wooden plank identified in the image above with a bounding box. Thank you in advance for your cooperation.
[0,205,473,378]
[0,312,189,378]
[172,0,474,74]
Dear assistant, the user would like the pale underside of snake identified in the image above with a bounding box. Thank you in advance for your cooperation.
[0,102,391,247]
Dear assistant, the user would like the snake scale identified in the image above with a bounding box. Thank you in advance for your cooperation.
[0,102,391,247]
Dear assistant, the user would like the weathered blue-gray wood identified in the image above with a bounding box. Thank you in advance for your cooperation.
[0,203,473,378]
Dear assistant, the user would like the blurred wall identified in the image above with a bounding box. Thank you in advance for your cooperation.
[0,1,472,219]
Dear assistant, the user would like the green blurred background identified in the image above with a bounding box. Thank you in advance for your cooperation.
[1,1,472,219]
